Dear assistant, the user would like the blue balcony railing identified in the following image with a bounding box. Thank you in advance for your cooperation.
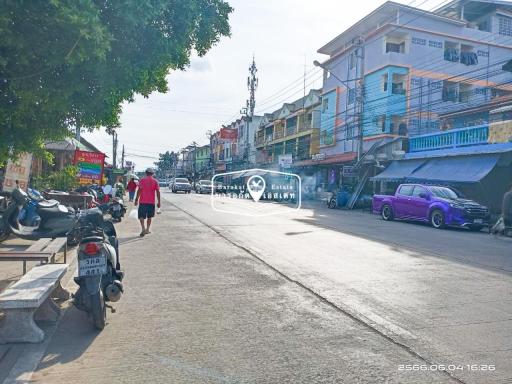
[409,125,489,152]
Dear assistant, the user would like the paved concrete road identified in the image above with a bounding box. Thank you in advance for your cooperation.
[158,192,512,384]
[27,200,458,384]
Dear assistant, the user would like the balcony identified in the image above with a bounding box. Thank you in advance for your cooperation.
[409,125,489,152]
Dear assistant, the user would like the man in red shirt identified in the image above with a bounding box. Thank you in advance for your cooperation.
[134,168,161,237]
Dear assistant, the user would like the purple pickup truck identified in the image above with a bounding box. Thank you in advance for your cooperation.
[373,184,489,230]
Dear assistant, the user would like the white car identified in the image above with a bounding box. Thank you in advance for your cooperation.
[171,178,192,193]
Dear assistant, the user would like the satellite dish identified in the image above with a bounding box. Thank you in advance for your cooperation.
[102,184,113,195]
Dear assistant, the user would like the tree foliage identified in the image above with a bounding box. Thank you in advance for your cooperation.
[0,0,233,163]
[154,151,178,178]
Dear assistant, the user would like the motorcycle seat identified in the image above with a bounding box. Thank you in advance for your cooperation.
[81,236,104,243]
[37,199,59,208]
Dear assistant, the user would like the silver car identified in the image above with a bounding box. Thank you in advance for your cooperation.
[195,180,213,194]
[171,178,192,193]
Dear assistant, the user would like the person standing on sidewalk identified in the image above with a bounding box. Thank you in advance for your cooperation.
[134,168,161,237]
[127,177,137,202]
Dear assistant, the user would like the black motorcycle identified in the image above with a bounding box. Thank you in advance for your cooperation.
[108,196,126,222]
[72,208,124,330]
[0,188,76,241]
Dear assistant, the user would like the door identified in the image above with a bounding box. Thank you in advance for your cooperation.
[394,184,414,218]
[409,186,430,220]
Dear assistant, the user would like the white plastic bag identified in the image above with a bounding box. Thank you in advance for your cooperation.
[129,209,138,220]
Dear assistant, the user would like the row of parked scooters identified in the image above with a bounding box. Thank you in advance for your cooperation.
[0,185,126,330]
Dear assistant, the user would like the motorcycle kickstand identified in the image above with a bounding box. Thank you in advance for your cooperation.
[105,303,116,313]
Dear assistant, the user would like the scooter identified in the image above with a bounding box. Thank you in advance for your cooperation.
[0,188,76,241]
[108,197,126,222]
[72,208,124,330]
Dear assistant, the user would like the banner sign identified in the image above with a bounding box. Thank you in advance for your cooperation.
[278,154,293,169]
[3,153,32,192]
[220,128,238,140]
[74,150,105,185]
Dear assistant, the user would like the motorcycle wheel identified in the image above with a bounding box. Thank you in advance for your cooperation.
[327,199,337,209]
[67,230,80,246]
[0,227,10,242]
[90,291,106,330]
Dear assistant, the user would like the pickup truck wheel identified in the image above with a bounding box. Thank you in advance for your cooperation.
[381,204,394,221]
[430,209,445,229]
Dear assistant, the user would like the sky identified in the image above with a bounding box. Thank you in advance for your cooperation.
[83,0,448,170]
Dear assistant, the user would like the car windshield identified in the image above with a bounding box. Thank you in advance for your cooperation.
[429,186,459,199]
[175,178,189,183]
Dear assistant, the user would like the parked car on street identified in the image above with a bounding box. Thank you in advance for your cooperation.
[372,184,489,230]
[158,179,169,188]
[171,178,192,193]
[195,180,213,194]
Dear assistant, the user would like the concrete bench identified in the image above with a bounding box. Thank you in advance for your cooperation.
[0,237,68,274]
[0,264,70,344]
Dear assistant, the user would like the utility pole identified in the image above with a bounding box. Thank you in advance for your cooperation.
[112,131,118,169]
[241,56,258,166]
[355,37,365,161]
[121,145,125,170]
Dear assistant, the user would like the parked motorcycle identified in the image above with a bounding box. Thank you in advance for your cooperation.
[108,196,126,222]
[72,208,124,330]
[0,192,11,242]
[0,187,76,241]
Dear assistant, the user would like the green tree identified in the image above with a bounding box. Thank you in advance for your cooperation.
[0,0,232,163]
[155,151,178,178]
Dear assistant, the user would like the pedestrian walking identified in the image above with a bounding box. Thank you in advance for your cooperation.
[134,168,161,237]
[502,183,512,227]
[127,177,137,202]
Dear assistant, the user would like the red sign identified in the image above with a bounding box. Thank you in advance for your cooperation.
[73,150,106,185]
[220,128,238,140]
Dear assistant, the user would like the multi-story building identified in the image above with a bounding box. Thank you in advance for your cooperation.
[195,145,211,178]
[316,0,512,204]
[254,89,321,170]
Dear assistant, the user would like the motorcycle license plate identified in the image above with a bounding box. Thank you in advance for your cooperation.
[79,256,107,277]
[474,219,483,224]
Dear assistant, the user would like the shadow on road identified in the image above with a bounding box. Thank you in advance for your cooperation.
[293,205,512,274]
[35,305,100,372]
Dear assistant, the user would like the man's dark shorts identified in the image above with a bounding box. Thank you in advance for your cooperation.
[138,203,155,219]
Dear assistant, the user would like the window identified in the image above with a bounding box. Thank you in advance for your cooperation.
[499,16,512,36]
[444,41,459,62]
[429,40,443,48]
[392,73,406,95]
[398,185,414,196]
[412,37,426,45]
[378,115,386,132]
[382,74,389,92]
[442,81,458,102]
[386,41,405,53]
[348,88,355,104]
[412,186,427,198]
[459,83,472,102]
[460,44,477,66]
[322,98,329,112]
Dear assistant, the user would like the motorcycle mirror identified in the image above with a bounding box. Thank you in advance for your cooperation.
[102,185,113,195]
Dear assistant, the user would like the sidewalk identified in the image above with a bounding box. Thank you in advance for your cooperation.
[0,237,73,384]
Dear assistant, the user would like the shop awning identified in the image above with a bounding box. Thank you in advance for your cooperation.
[370,159,426,182]
[406,154,499,183]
